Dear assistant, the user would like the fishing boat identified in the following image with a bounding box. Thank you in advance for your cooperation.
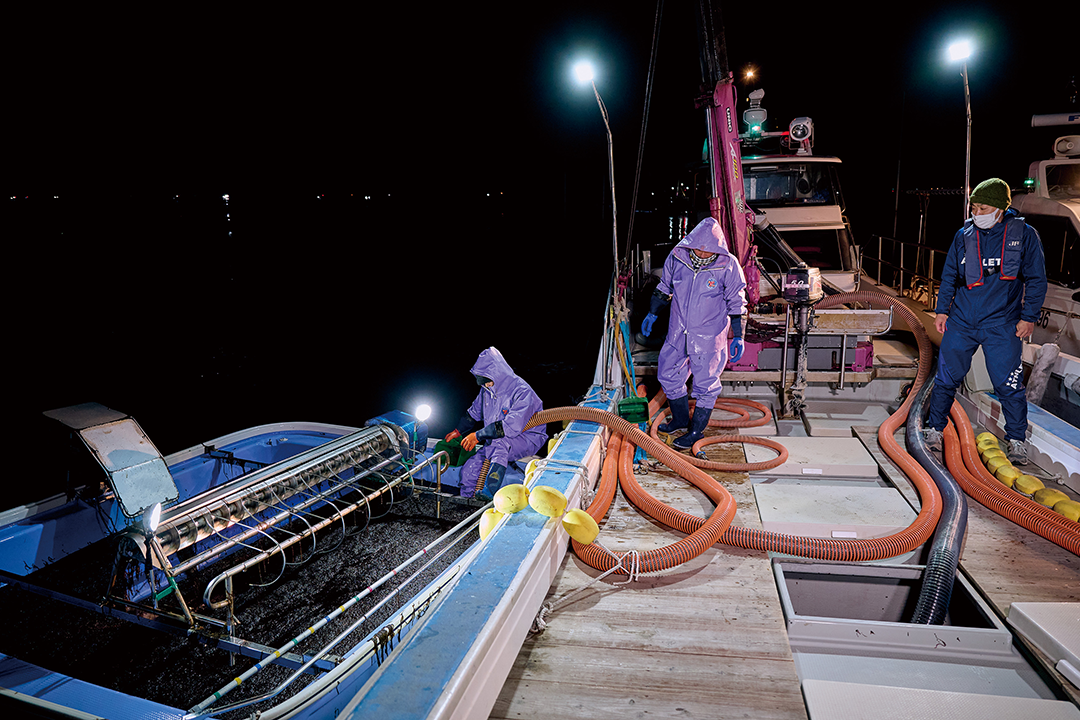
[4,9,1079,720]
[0,397,619,719]
[1009,118,1080,357]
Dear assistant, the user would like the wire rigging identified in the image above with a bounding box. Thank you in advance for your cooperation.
[624,0,665,266]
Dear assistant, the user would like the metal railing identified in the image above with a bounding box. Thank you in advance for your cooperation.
[862,234,945,309]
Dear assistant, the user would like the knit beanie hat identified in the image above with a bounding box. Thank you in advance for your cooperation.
[970,178,1011,210]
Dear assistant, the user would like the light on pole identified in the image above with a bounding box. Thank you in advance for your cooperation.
[948,40,973,218]
[573,60,618,273]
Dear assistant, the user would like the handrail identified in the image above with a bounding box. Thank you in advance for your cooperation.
[200,451,451,609]
[863,234,944,308]
[186,501,486,718]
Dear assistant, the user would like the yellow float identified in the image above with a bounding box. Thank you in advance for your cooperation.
[1033,487,1070,508]
[479,508,504,540]
[1014,474,1045,496]
[1053,499,1080,521]
[995,465,1019,488]
[529,485,568,518]
[493,484,531,514]
[562,509,600,545]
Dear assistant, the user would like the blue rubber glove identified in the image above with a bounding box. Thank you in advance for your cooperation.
[729,337,745,364]
[642,313,657,337]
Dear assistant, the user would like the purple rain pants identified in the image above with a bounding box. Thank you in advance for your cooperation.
[459,432,545,498]
[658,340,729,412]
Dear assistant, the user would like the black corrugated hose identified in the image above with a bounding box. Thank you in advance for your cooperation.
[906,369,969,625]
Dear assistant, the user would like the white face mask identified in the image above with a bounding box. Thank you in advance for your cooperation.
[972,208,1001,229]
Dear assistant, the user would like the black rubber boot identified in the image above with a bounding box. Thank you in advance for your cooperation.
[476,463,506,501]
[658,395,690,434]
[673,405,711,451]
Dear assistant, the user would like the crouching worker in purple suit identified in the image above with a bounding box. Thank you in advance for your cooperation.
[641,217,748,451]
[444,347,546,500]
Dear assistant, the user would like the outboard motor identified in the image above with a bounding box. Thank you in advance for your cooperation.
[783,263,823,415]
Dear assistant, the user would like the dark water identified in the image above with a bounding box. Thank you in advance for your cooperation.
[4,189,611,712]
[10,191,611,511]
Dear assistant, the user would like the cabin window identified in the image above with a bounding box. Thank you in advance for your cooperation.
[757,228,846,272]
[1023,213,1079,289]
[1044,163,1080,197]
[744,164,840,208]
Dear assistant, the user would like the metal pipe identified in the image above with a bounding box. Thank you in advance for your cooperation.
[839,333,847,390]
[962,61,972,216]
[200,451,450,609]
[202,475,408,608]
[782,304,791,390]
[188,505,487,717]
[877,235,883,285]
[165,455,400,573]
[149,537,194,626]
[160,425,398,527]
[226,575,236,667]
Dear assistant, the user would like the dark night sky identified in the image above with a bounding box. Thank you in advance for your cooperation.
[7,1,1077,490]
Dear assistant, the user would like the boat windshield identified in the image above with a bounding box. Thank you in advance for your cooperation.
[744,163,842,208]
[1046,162,1080,198]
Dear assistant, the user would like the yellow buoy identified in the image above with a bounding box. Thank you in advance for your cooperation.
[986,456,1010,475]
[479,508,504,540]
[1014,474,1045,496]
[529,485,568,518]
[1033,487,1070,508]
[1053,499,1080,522]
[975,431,999,445]
[562,509,600,545]
[980,447,1006,462]
[493,484,531,514]
[995,465,1019,488]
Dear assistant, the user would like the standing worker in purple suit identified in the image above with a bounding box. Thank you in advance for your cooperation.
[444,347,546,500]
[641,217,748,450]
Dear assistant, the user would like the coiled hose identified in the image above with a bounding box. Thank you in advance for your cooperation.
[906,374,968,624]
[647,394,791,471]
[945,402,1080,555]
[531,408,738,574]
[528,290,945,573]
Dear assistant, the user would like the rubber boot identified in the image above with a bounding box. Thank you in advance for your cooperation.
[658,395,690,434]
[673,405,711,451]
[476,463,506,501]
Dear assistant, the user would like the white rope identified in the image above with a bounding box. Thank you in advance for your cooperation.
[529,544,645,634]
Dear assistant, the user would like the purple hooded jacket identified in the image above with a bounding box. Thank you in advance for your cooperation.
[657,217,748,355]
[466,347,546,447]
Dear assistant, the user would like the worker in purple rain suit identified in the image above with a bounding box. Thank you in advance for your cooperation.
[641,217,748,451]
[923,178,1047,464]
[444,347,546,500]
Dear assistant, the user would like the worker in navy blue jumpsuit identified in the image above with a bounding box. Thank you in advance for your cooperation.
[924,178,1047,462]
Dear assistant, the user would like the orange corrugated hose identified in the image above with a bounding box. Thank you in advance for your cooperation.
[530,290,948,572]
[945,401,1080,555]
[558,413,738,574]
[646,391,790,471]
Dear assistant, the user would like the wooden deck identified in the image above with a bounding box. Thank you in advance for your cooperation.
[490,439,808,720]
[491,415,1080,719]
[957,476,1080,706]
